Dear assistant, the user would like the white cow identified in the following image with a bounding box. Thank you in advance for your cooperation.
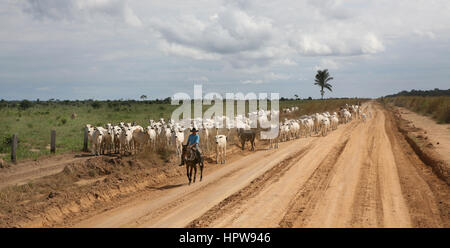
[280,123,290,142]
[330,115,339,130]
[215,135,227,164]
[119,127,133,155]
[146,126,157,147]
[320,118,331,136]
[164,126,172,145]
[113,126,122,153]
[289,121,300,139]
[85,124,95,153]
[361,113,367,122]
[314,113,326,134]
[102,126,115,154]
[262,124,279,149]
[173,129,185,157]
[92,127,106,155]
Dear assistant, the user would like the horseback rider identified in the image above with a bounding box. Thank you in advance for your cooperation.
[179,128,202,166]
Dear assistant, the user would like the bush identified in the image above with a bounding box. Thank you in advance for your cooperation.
[91,102,101,109]
[435,105,450,124]
[385,96,450,123]
[2,135,18,146]
[19,100,33,110]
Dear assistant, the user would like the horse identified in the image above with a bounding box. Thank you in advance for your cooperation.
[182,145,204,185]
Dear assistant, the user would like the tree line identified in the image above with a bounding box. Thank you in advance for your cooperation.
[385,88,450,97]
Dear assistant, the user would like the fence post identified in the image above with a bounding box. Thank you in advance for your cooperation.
[51,130,56,154]
[83,127,88,152]
[11,134,17,164]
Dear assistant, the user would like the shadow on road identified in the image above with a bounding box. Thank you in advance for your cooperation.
[148,183,185,191]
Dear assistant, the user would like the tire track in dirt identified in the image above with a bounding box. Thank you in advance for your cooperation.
[349,109,384,227]
[278,138,349,227]
[130,163,260,227]
[384,107,448,227]
[186,143,315,228]
[281,103,412,227]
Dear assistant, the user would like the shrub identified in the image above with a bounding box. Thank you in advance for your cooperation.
[385,96,450,123]
[91,101,101,109]
[19,100,33,110]
[2,135,18,146]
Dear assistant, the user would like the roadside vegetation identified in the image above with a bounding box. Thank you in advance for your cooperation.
[381,96,450,124]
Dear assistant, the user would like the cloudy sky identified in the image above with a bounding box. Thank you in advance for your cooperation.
[0,0,449,100]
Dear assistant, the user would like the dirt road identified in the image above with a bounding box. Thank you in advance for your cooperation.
[71,102,449,228]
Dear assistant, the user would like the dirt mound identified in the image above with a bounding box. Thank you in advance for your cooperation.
[0,155,185,227]
[63,157,140,179]
[393,109,450,185]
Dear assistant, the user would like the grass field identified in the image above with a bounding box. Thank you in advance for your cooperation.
[0,98,366,162]
[381,96,450,124]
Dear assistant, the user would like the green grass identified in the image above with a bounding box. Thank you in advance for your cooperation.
[0,101,179,162]
[0,98,367,162]
[382,96,450,124]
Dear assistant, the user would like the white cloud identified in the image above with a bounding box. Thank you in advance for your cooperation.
[361,33,385,54]
[149,0,395,69]
[315,59,340,71]
[264,72,291,81]
[187,76,209,83]
[151,8,275,65]
[23,0,142,27]
[241,79,263,84]
[241,72,290,85]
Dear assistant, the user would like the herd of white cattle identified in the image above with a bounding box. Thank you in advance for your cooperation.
[84,104,369,164]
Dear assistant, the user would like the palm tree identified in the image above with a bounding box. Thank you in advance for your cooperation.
[314,69,333,99]
[140,95,147,101]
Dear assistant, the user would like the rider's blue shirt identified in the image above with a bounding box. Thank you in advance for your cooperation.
[187,134,199,145]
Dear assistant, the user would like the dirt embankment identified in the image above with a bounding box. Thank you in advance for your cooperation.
[391,107,450,185]
[0,155,185,227]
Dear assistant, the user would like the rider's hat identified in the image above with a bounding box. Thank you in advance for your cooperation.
[191,128,198,132]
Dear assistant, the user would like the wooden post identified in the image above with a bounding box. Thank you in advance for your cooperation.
[50,130,56,154]
[11,134,17,164]
[83,127,88,152]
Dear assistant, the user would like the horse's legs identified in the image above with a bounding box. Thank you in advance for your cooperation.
[193,164,197,183]
[200,162,204,182]
[189,166,193,185]
[186,165,190,184]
